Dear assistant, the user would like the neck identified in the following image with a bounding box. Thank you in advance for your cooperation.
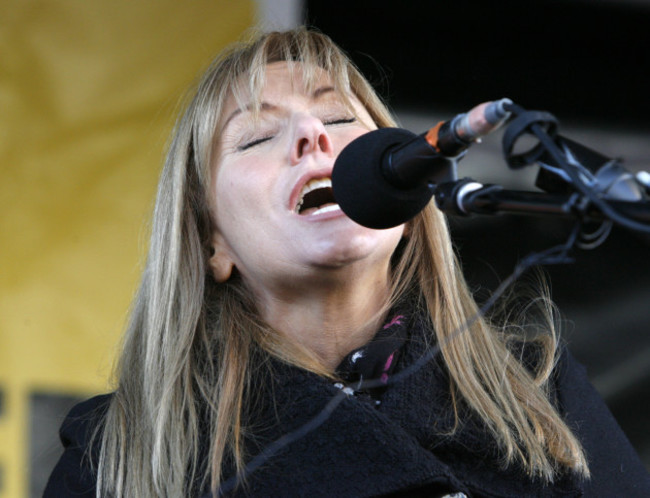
[254,267,392,371]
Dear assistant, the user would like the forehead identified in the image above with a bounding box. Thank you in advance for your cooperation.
[262,60,333,94]
[222,61,340,119]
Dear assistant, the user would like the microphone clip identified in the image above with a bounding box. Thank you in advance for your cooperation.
[383,133,460,190]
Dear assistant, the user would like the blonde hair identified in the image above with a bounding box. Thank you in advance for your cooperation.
[96,28,588,497]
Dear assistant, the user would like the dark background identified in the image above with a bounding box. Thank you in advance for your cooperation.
[307,0,650,126]
[307,0,650,466]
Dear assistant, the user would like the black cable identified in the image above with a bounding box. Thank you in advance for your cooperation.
[357,224,578,394]
[217,390,349,495]
[214,224,580,496]
[215,101,625,495]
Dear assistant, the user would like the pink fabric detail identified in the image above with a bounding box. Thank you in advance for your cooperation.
[383,352,395,371]
[380,352,396,384]
[383,314,404,329]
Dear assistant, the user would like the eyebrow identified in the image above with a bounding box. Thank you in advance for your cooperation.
[222,85,338,130]
[312,85,336,99]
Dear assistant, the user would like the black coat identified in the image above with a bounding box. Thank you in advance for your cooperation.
[45,314,650,497]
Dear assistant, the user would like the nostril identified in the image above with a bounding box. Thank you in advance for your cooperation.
[318,134,329,152]
[297,137,309,157]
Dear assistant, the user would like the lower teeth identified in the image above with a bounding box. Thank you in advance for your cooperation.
[312,204,340,215]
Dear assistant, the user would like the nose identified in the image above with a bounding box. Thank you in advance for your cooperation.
[290,114,334,165]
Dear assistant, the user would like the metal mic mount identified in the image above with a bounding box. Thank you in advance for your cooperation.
[434,179,650,224]
[432,100,650,240]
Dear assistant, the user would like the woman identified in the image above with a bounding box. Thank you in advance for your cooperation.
[45,28,649,497]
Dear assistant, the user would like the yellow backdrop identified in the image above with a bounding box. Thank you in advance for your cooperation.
[0,2,255,496]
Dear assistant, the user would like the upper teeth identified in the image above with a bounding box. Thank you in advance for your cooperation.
[295,177,332,212]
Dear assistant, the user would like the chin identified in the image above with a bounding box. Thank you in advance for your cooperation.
[306,230,401,270]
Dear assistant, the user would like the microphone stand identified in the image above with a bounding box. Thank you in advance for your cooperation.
[435,181,650,224]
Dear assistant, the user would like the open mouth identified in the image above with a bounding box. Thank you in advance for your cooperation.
[295,177,340,216]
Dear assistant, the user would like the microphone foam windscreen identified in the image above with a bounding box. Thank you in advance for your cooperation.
[332,128,435,229]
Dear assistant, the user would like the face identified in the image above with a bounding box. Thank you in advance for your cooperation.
[208,61,404,296]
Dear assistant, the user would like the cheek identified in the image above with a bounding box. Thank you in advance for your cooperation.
[210,161,280,261]
[213,159,265,216]
[334,127,375,156]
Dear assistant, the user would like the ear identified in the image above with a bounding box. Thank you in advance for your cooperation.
[208,232,235,283]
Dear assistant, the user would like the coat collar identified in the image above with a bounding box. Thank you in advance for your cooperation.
[218,311,583,497]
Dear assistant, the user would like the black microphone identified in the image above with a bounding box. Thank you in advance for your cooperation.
[332,99,512,229]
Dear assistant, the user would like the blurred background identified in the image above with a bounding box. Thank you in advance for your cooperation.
[1,1,648,496]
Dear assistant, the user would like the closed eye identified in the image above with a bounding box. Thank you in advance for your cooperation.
[237,117,355,151]
[238,135,273,151]
[324,117,356,126]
